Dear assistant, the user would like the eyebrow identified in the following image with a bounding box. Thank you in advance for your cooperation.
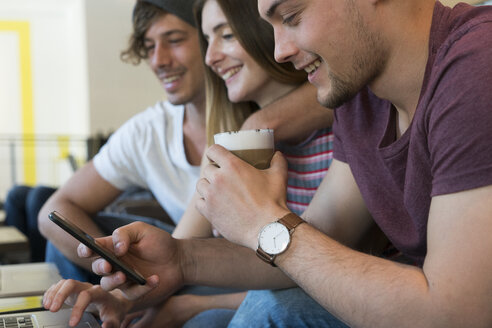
[213,22,229,34]
[144,29,187,42]
[203,22,229,40]
[266,0,287,18]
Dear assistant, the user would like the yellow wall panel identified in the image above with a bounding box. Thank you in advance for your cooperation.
[0,21,36,185]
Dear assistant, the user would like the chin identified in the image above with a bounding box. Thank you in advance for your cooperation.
[317,77,359,109]
[227,91,243,104]
[316,88,333,108]
[167,93,189,106]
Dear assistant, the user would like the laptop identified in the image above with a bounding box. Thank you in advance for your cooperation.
[0,263,61,298]
[0,308,100,327]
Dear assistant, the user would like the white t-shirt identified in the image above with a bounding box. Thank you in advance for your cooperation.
[93,101,201,224]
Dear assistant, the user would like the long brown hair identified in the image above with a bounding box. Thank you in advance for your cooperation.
[194,0,307,145]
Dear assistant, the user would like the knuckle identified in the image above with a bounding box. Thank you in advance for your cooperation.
[113,227,122,237]
[65,279,76,287]
[212,171,227,185]
[78,289,89,298]
[90,284,102,292]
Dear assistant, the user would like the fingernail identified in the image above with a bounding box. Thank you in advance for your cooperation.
[149,275,159,286]
[69,316,77,326]
[117,272,125,283]
[115,242,124,253]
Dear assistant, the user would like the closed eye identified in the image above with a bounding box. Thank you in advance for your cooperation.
[222,33,235,41]
[282,12,300,26]
[168,38,185,44]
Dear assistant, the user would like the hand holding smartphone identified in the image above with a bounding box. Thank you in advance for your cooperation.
[48,211,147,285]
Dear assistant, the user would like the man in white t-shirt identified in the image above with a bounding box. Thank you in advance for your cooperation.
[38,0,207,282]
[38,0,330,282]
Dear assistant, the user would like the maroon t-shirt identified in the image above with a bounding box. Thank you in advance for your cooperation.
[332,2,492,266]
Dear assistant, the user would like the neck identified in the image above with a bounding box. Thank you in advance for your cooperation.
[182,94,207,166]
[255,81,298,108]
[369,0,435,122]
[183,94,207,128]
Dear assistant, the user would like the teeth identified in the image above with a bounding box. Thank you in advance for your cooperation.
[221,67,241,80]
[304,59,322,74]
[163,75,181,83]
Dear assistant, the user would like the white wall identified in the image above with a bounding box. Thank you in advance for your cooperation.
[85,0,164,135]
[0,0,89,137]
[0,0,164,199]
[0,0,90,197]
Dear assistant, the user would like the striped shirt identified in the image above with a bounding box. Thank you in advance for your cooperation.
[276,127,334,215]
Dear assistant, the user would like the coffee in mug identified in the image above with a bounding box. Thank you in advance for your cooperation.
[214,129,274,169]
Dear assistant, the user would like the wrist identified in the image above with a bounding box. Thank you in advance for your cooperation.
[256,212,305,267]
[178,238,196,285]
[249,208,292,250]
[184,294,212,313]
[274,220,309,267]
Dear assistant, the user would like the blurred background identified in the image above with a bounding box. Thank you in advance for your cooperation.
[0,0,164,202]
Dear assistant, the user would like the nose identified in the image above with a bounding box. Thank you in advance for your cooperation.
[273,27,298,64]
[149,42,172,70]
[205,38,224,69]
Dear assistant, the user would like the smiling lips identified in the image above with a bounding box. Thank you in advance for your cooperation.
[304,58,322,74]
[218,58,321,81]
[220,66,241,81]
[162,74,183,84]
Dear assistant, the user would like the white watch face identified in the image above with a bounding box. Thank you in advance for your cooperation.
[258,222,290,255]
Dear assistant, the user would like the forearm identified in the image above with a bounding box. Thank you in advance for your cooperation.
[181,238,294,290]
[185,292,246,317]
[241,82,333,144]
[276,224,449,328]
[173,192,213,239]
[199,292,246,310]
[39,193,105,270]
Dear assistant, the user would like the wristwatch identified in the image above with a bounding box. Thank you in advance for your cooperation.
[256,213,305,266]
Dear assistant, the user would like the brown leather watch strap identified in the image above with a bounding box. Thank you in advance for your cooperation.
[278,213,304,231]
[256,213,305,267]
[256,248,277,267]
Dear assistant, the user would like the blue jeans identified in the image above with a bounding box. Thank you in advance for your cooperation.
[184,309,236,328]
[4,185,56,262]
[45,241,100,283]
[186,288,348,328]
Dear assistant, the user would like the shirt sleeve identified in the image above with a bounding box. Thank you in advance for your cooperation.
[93,112,149,190]
[332,107,348,163]
[427,20,492,196]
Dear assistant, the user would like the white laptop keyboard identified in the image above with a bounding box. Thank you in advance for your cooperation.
[0,315,33,328]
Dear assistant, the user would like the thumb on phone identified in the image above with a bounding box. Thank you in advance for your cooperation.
[77,243,93,258]
[77,235,114,258]
[111,222,146,256]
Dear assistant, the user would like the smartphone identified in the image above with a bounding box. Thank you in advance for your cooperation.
[48,211,146,285]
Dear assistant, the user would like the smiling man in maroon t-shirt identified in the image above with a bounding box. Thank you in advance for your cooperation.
[67,1,492,327]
